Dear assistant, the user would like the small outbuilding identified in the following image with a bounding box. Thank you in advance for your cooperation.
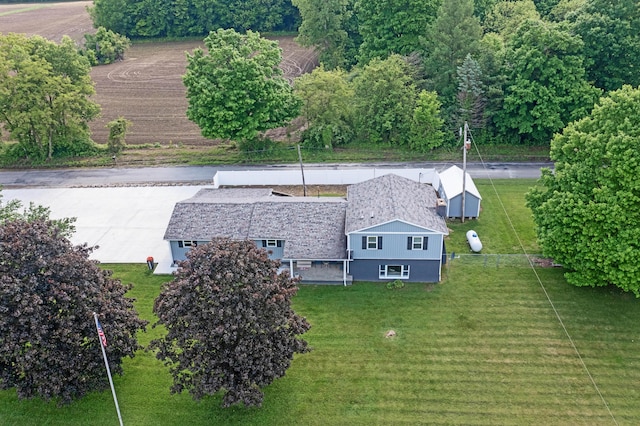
[437,165,482,219]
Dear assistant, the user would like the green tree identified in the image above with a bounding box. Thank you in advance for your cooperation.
[183,29,301,145]
[483,0,540,40]
[456,54,486,129]
[150,238,310,407]
[473,33,509,141]
[82,27,131,65]
[496,20,600,145]
[570,0,640,91]
[352,55,419,145]
[0,189,75,236]
[294,65,354,148]
[547,0,585,22]
[474,0,500,21]
[292,0,359,69]
[106,117,132,154]
[410,90,445,152]
[0,218,147,404]
[533,0,562,17]
[356,0,440,63]
[526,85,640,296]
[88,0,134,36]
[89,0,300,38]
[422,0,483,108]
[0,34,100,162]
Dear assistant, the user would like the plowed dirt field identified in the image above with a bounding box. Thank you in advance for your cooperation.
[0,2,318,146]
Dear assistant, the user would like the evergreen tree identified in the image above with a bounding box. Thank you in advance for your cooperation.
[456,54,486,129]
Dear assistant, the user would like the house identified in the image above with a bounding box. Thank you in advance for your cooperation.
[346,174,449,283]
[437,165,482,219]
[164,174,449,284]
[164,187,351,284]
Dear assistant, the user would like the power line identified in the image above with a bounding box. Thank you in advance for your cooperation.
[467,129,618,425]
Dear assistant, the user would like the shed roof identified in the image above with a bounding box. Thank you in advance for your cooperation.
[345,174,449,234]
[164,189,347,259]
[438,165,482,199]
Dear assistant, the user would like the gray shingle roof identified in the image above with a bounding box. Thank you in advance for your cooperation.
[165,175,448,261]
[164,189,347,259]
[345,174,449,234]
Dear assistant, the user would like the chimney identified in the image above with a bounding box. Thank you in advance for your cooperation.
[436,198,447,217]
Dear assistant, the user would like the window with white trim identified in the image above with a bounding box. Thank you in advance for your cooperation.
[261,239,283,248]
[407,236,428,250]
[379,264,410,279]
[362,235,382,250]
[178,240,197,248]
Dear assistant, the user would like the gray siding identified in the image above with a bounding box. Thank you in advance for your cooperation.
[349,232,444,260]
[169,240,208,263]
[170,239,283,263]
[349,259,441,282]
[254,239,285,260]
[446,194,480,218]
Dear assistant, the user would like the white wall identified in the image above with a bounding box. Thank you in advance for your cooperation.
[213,168,439,188]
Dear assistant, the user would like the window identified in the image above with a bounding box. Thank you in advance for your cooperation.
[379,264,410,279]
[261,239,283,248]
[407,236,428,250]
[266,239,278,247]
[178,240,197,248]
[362,236,383,250]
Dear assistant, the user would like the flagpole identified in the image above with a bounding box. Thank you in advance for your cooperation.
[93,312,124,426]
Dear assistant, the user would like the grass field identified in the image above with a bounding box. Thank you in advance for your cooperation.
[2,180,639,425]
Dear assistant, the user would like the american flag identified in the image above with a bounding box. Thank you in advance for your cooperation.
[96,319,108,347]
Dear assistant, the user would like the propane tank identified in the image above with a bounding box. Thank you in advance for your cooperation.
[466,230,482,253]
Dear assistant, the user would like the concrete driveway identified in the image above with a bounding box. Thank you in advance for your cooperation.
[2,186,208,274]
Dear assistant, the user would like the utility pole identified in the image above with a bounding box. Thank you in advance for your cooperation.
[461,122,470,223]
[297,144,307,196]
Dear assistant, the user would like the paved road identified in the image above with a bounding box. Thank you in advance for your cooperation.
[0,162,550,188]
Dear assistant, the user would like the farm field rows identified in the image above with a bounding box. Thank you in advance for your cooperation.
[0,2,317,147]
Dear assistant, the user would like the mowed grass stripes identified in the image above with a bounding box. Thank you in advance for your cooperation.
[2,179,640,425]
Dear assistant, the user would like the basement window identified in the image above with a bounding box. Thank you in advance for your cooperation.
[379,264,410,279]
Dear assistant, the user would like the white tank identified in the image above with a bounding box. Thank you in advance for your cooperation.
[466,230,482,252]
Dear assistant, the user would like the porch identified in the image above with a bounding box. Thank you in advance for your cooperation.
[283,260,352,285]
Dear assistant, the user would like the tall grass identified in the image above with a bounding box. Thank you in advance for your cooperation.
[2,180,639,425]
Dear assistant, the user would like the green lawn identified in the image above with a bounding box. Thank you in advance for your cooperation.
[2,180,639,425]
[445,179,540,255]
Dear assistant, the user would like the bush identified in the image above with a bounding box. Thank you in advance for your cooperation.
[301,123,353,149]
[82,27,130,65]
[386,279,405,290]
[237,137,276,154]
[52,138,100,157]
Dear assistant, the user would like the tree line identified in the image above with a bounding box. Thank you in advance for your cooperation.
[2,0,639,160]
[92,0,640,148]
[293,0,640,147]
[89,0,300,37]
